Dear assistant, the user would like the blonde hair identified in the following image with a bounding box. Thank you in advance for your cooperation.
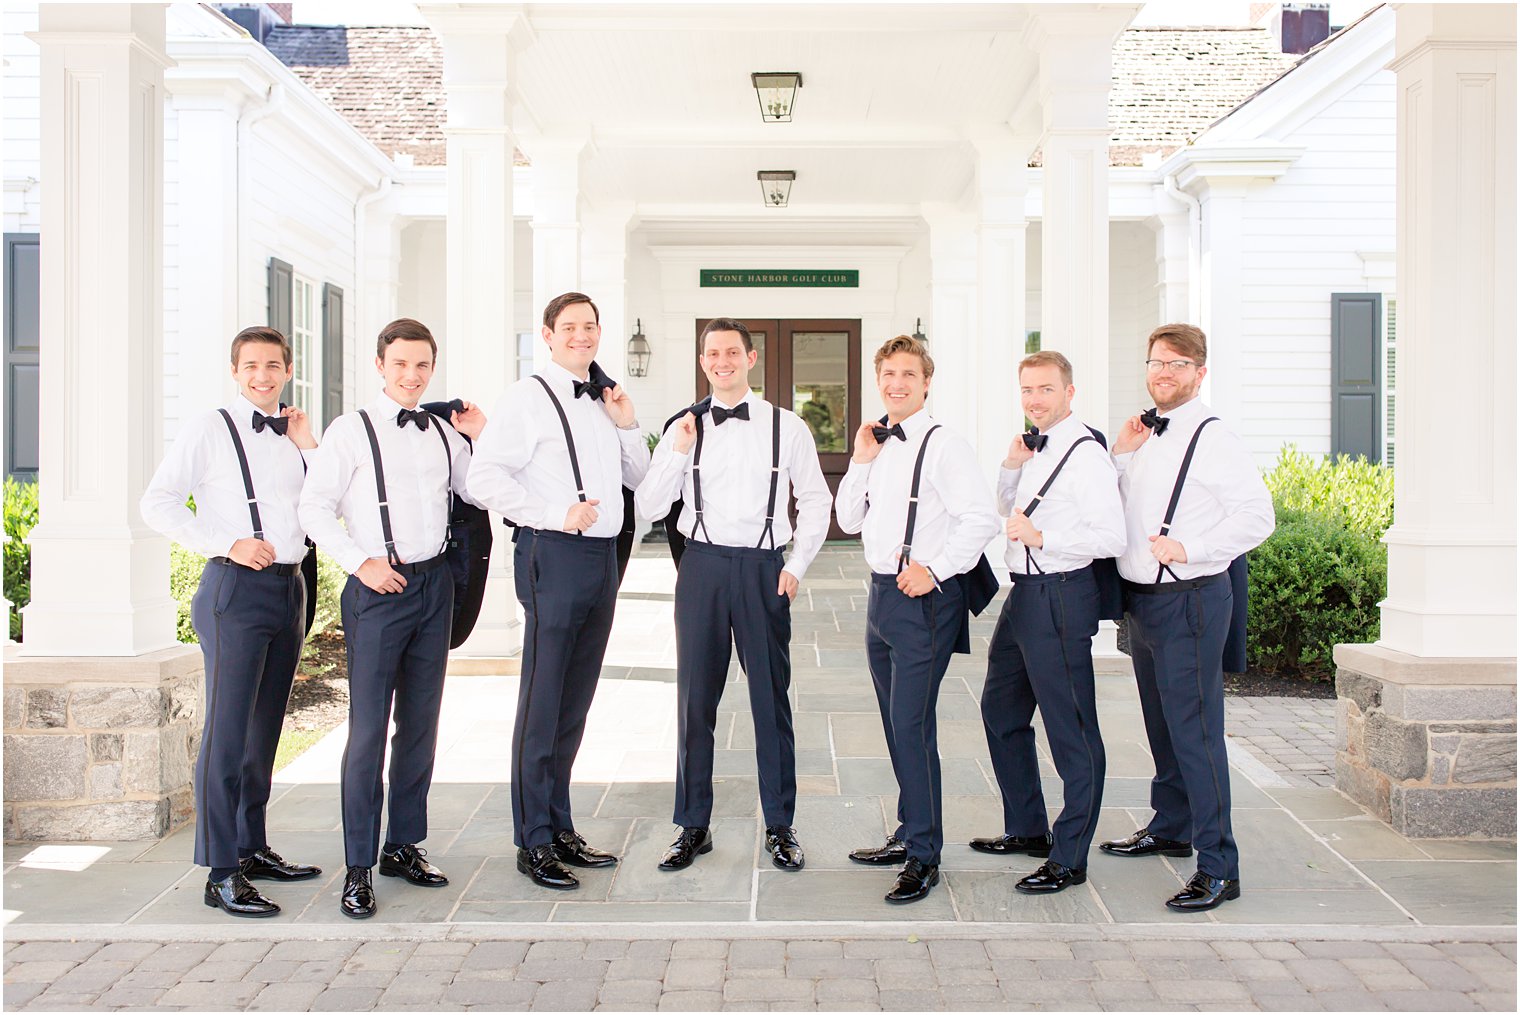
[1147,323,1207,366]
[1019,350,1073,386]
[873,335,934,379]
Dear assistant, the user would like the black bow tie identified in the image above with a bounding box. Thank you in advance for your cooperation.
[711,402,750,425]
[1139,408,1169,435]
[872,422,907,443]
[396,408,430,431]
[573,378,607,401]
[1021,427,1048,452]
[251,411,288,436]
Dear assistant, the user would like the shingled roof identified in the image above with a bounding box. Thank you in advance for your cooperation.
[264,25,448,167]
[264,22,1297,170]
[1105,26,1299,165]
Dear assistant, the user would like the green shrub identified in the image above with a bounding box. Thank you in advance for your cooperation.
[170,544,345,658]
[1263,444,1394,538]
[1247,508,1387,679]
[4,478,39,640]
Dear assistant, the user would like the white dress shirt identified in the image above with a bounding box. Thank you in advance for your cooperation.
[998,413,1127,576]
[1114,396,1275,583]
[468,361,651,539]
[140,394,309,564]
[834,409,1000,580]
[297,390,481,575]
[634,392,833,581]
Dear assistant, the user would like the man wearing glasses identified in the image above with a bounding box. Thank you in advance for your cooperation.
[1102,324,1273,912]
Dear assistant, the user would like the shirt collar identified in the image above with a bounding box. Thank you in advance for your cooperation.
[711,390,756,412]
[545,359,589,390]
[231,393,274,424]
[1042,412,1087,448]
[371,388,418,419]
[894,407,933,437]
[1160,395,1210,427]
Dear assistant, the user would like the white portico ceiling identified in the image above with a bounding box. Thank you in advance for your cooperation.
[505,3,1047,212]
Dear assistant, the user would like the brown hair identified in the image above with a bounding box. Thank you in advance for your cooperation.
[543,292,600,331]
[873,335,934,379]
[377,318,437,360]
[1019,350,1074,386]
[1146,323,1208,366]
[229,326,292,367]
[700,317,753,353]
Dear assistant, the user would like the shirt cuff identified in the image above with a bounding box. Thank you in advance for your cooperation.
[1038,527,1061,556]
[336,547,369,575]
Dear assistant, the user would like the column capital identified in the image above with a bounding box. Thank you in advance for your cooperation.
[1026,4,1139,133]
[1391,2,1515,72]
[1160,144,1306,199]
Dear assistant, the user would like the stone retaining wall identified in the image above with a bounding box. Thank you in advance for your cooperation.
[3,646,203,841]
[1335,643,1517,839]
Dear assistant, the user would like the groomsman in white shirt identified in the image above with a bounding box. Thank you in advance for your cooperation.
[299,318,486,919]
[970,351,1126,894]
[468,292,651,891]
[141,326,321,917]
[1100,323,1274,912]
[635,318,833,873]
[835,335,1000,904]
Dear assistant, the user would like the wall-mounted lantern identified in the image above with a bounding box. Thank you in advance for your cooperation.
[627,319,651,377]
[912,318,928,344]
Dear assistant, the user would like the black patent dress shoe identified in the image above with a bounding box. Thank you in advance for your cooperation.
[203,871,279,918]
[517,845,579,890]
[848,836,907,866]
[657,827,713,871]
[765,825,805,872]
[1098,827,1194,858]
[340,866,376,919]
[378,844,449,887]
[240,846,322,882]
[969,832,1053,857]
[884,858,940,904]
[552,829,618,868]
[1165,871,1241,912]
[1015,860,1087,895]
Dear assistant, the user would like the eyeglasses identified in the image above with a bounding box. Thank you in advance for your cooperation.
[1145,358,1198,374]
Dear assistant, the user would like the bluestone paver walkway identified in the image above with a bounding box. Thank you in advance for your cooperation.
[4,546,1515,1011]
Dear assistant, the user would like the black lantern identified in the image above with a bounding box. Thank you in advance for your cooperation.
[751,72,803,122]
[912,318,928,344]
[758,170,796,208]
[627,319,651,377]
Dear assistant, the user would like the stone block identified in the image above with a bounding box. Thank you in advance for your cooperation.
[1453,736,1517,784]
[1363,712,1428,781]
[70,686,166,728]
[168,785,195,829]
[3,734,87,800]
[1391,785,1518,839]
[1431,754,1451,784]
[122,730,162,793]
[5,686,26,728]
[1429,720,1517,734]
[26,687,68,728]
[88,762,123,800]
[1430,734,1461,753]
[1336,670,1382,713]
[1335,753,1391,821]
[167,674,201,724]
[9,798,169,840]
[1400,685,1516,722]
[160,726,194,789]
[90,732,123,761]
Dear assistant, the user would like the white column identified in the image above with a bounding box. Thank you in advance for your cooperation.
[1028,10,1134,425]
[164,84,246,417]
[581,206,635,382]
[1152,203,1192,325]
[1380,3,1516,657]
[526,139,584,371]
[973,138,1030,472]
[921,205,978,445]
[21,4,177,656]
[424,4,526,658]
[353,185,398,411]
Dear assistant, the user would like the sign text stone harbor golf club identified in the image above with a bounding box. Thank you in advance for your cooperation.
[700,269,860,288]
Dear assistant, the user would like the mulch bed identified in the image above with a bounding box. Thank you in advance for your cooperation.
[287,632,349,732]
[1225,668,1336,699]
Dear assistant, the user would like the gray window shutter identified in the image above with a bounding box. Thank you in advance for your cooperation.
[322,283,344,426]
[1330,292,1381,462]
[4,234,41,479]
[268,257,294,405]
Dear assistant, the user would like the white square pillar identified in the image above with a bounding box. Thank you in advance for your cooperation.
[922,205,979,444]
[973,136,1031,472]
[1380,3,1516,657]
[22,3,177,656]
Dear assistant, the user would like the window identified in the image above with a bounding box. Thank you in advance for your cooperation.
[1383,297,1397,467]
[516,332,534,381]
[290,274,318,419]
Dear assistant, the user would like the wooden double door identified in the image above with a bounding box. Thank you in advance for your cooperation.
[694,318,862,541]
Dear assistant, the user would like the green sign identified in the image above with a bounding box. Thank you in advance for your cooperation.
[700,269,859,288]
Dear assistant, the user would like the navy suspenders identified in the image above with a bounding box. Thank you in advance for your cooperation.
[358,408,454,565]
[1016,435,1097,575]
[1156,416,1219,583]
[898,424,942,573]
[217,409,266,541]
[689,401,783,550]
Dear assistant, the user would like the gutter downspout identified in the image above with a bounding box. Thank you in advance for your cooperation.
[237,82,285,322]
[351,175,391,416]
[1162,167,1202,324]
